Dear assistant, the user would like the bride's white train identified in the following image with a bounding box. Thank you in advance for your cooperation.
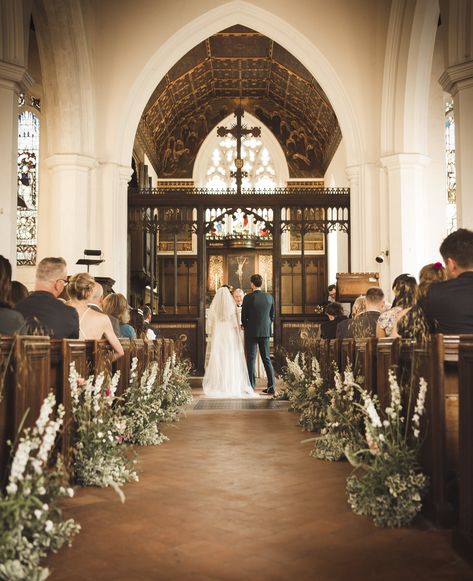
[203,286,257,398]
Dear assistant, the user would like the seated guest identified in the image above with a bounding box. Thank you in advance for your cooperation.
[376,276,417,338]
[130,308,147,339]
[88,282,121,337]
[0,255,25,334]
[320,302,347,339]
[68,273,124,361]
[425,228,473,333]
[349,287,385,339]
[417,262,447,312]
[103,293,136,339]
[327,284,337,303]
[142,305,158,340]
[336,295,366,340]
[16,257,79,338]
[10,280,29,305]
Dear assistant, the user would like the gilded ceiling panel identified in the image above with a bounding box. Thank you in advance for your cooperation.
[140,26,341,179]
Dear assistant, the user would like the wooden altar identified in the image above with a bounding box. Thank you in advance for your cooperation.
[128,186,350,373]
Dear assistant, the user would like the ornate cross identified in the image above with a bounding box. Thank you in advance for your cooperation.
[217,106,261,194]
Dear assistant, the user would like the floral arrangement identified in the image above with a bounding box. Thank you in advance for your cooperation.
[0,393,80,581]
[345,370,429,527]
[311,364,365,461]
[69,363,138,498]
[122,358,168,446]
[155,354,193,424]
[281,352,328,432]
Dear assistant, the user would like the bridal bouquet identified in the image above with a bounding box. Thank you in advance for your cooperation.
[69,363,138,498]
[155,354,193,424]
[123,358,168,446]
[0,393,80,581]
[345,370,429,527]
[311,364,365,461]
[282,353,328,431]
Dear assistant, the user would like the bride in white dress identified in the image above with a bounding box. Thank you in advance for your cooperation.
[203,286,257,398]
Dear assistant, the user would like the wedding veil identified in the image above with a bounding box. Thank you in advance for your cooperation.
[207,287,236,332]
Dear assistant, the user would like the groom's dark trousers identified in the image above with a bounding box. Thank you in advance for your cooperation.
[241,289,276,390]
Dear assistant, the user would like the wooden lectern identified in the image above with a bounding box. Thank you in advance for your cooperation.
[336,272,380,301]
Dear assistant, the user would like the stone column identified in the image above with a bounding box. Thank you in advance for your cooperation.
[0,62,32,273]
[43,153,97,274]
[440,61,473,229]
[345,163,379,273]
[96,162,132,295]
[380,153,431,281]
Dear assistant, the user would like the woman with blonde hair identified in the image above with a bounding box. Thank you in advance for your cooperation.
[68,273,124,361]
[417,262,447,307]
[102,293,136,339]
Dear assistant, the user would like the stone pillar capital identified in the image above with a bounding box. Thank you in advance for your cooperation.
[44,154,98,172]
[439,60,473,95]
[380,153,431,171]
[0,60,33,93]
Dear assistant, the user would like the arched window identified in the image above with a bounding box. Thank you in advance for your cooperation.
[445,99,456,233]
[193,111,289,189]
[17,98,40,266]
[205,134,277,190]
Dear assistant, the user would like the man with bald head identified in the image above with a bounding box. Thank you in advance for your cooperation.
[88,282,121,337]
[16,257,79,338]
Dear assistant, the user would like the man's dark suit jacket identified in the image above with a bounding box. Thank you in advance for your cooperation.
[320,315,347,340]
[336,311,380,339]
[17,291,79,339]
[241,290,274,337]
[424,271,473,334]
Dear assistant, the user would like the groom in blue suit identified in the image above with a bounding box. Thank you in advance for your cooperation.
[241,273,276,395]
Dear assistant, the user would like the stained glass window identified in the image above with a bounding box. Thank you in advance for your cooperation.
[17,109,40,265]
[205,135,276,190]
[445,100,456,233]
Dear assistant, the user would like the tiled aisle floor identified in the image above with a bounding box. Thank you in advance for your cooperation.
[47,402,473,581]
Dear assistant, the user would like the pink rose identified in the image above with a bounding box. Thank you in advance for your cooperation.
[76,377,85,386]
[105,388,111,397]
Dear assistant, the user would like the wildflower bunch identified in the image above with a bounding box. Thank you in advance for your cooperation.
[123,358,168,445]
[281,353,329,432]
[345,370,429,527]
[155,355,193,424]
[311,364,365,461]
[0,394,80,581]
[69,363,138,495]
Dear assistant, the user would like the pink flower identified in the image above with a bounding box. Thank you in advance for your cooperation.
[115,435,124,443]
[105,388,111,397]
[433,262,443,270]
[76,377,85,386]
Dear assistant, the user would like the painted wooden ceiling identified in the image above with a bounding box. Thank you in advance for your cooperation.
[139,25,342,180]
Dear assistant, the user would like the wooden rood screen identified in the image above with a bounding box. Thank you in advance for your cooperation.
[0,336,174,484]
[128,186,351,374]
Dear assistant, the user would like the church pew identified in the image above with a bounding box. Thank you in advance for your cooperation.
[0,337,15,483]
[329,339,341,379]
[85,339,113,378]
[354,337,377,394]
[340,338,355,376]
[454,335,473,564]
[114,339,132,397]
[401,335,456,527]
[375,338,399,410]
[50,339,88,470]
[14,336,51,434]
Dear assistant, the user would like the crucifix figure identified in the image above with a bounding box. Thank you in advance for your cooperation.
[217,106,261,194]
